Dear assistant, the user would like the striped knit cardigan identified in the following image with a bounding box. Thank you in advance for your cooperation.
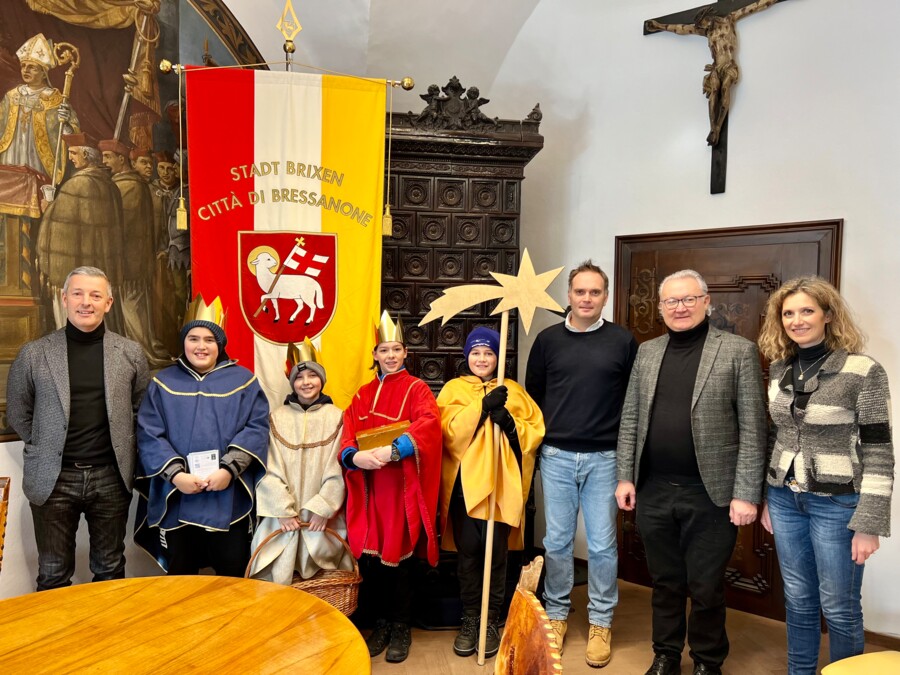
[766,349,894,537]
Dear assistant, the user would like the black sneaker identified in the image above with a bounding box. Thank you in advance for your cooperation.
[484,616,501,658]
[453,614,479,657]
[385,622,412,663]
[366,619,391,657]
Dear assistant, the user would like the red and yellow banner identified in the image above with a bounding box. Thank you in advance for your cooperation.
[186,68,385,409]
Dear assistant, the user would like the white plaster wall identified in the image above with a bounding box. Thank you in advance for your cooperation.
[482,0,900,637]
[2,0,897,638]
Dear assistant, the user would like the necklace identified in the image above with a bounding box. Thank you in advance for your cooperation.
[797,353,827,381]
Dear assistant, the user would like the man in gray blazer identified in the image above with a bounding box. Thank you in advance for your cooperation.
[615,269,766,675]
[7,266,150,590]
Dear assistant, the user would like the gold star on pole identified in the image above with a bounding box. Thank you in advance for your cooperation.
[489,249,563,333]
[418,248,563,335]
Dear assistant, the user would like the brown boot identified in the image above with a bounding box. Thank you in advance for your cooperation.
[586,624,611,667]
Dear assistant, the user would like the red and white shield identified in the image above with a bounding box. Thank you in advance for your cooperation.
[238,230,337,344]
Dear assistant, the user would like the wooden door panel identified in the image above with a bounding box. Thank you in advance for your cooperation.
[614,220,842,621]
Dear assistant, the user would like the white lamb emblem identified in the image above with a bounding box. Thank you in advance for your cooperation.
[250,251,324,324]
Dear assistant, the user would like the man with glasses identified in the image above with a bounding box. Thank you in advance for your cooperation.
[615,269,766,675]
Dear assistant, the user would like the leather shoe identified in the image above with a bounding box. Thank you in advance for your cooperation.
[645,653,681,675]
[366,619,391,657]
[385,622,412,663]
[693,664,722,675]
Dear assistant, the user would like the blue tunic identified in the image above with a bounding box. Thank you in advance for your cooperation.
[134,358,269,570]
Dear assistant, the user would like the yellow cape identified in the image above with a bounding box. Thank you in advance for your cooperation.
[437,376,544,551]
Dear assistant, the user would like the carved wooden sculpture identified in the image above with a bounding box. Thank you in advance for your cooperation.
[645,0,790,193]
[0,477,10,573]
[495,556,563,674]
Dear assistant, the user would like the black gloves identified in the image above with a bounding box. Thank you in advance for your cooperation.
[481,385,508,412]
[490,406,516,436]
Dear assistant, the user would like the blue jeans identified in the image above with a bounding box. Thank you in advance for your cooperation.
[766,485,865,675]
[29,465,132,591]
[539,445,618,627]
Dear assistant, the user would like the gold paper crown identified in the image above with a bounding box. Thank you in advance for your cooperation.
[183,294,226,330]
[375,310,404,345]
[285,337,320,376]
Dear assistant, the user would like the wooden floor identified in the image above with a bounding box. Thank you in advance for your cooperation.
[370,580,885,674]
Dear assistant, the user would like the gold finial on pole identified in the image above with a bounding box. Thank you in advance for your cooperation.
[390,77,415,91]
[278,0,302,70]
[158,59,183,75]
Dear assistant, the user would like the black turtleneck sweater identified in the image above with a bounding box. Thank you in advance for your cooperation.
[784,341,832,483]
[791,341,830,411]
[641,319,710,484]
[63,320,115,466]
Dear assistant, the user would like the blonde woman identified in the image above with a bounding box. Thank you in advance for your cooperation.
[758,277,893,675]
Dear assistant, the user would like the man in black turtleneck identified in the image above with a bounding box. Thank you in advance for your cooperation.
[7,266,149,590]
[615,270,766,675]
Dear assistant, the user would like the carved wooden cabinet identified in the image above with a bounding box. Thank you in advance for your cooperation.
[383,78,543,394]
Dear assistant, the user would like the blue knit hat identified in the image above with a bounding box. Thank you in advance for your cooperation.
[464,326,500,359]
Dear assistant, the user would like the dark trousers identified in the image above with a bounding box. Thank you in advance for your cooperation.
[635,477,738,668]
[358,554,415,624]
[163,518,251,577]
[30,464,131,591]
[450,474,509,616]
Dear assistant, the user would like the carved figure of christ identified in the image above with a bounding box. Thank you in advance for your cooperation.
[645,0,787,147]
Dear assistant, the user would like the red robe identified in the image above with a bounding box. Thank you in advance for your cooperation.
[341,369,442,566]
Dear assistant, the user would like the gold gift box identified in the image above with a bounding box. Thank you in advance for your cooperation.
[356,421,411,451]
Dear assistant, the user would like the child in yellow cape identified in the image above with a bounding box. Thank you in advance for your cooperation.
[436,326,545,659]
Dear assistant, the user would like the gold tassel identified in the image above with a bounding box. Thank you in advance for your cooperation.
[382,203,393,237]
[176,197,188,230]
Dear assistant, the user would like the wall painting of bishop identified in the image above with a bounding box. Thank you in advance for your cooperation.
[0,0,265,438]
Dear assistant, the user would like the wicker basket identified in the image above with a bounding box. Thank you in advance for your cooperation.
[245,523,361,616]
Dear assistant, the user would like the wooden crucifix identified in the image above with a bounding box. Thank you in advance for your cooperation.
[644,0,790,194]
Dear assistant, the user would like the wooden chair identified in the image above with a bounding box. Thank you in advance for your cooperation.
[495,556,562,674]
[0,477,10,573]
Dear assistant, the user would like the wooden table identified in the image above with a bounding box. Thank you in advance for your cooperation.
[0,575,370,674]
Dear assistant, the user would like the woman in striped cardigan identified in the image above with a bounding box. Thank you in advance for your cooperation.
[757,276,893,675]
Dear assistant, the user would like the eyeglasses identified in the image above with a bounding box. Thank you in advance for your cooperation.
[659,295,706,310]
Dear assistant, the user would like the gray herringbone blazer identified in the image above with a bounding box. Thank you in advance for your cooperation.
[6,327,150,505]
[616,325,767,507]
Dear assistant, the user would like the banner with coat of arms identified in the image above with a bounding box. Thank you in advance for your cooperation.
[186,68,385,409]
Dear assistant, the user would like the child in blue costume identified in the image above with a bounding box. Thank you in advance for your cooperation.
[135,296,269,576]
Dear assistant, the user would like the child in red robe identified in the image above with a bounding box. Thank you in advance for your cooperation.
[339,311,441,664]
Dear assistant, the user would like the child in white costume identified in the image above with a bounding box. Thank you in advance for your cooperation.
[249,341,352,583]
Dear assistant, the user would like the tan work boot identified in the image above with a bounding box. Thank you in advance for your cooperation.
[548,619,567,655]
[586,624,612,667]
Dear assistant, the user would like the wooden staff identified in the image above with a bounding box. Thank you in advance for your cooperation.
[476,309,509,665]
